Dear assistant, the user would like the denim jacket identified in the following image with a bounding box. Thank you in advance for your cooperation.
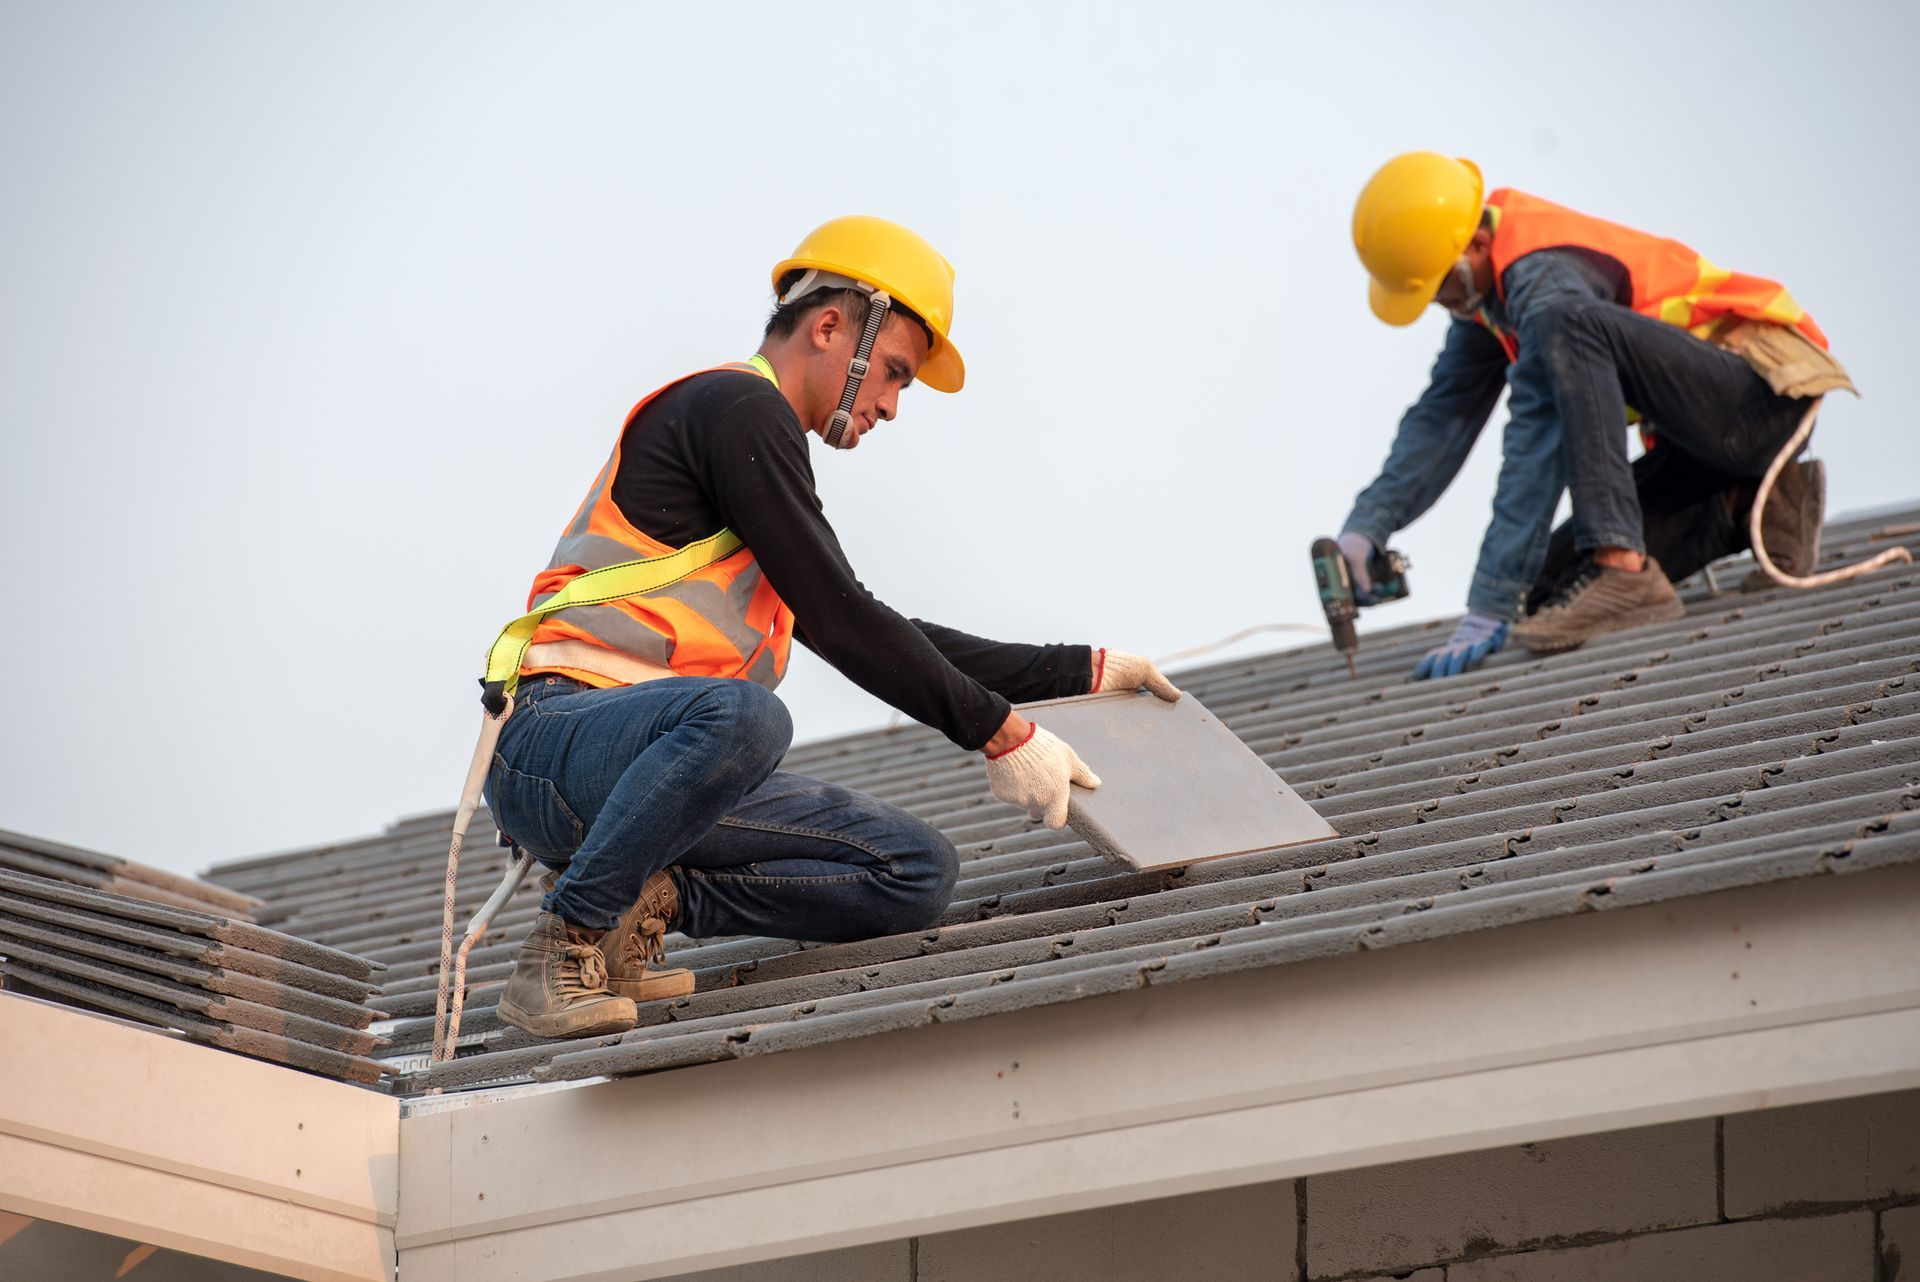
[1342,248,1626,620]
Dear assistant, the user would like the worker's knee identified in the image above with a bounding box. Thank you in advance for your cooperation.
[689,679,792,769]
[1530,295,1629,388]
[876,823,960,934]
[1528,295,1611,351]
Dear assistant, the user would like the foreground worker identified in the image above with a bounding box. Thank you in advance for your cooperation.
[481,217,1180,1037]
[1338,153,1853,678]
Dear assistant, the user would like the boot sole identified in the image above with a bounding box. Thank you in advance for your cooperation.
[1515,598,1687,653]
[496,995,637,1039]
[608,969,697,1002]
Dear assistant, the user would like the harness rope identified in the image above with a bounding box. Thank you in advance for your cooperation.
[1748,399,1912,588]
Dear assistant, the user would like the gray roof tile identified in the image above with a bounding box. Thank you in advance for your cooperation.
[175,508,1920,1094]
[0,867,388,1083]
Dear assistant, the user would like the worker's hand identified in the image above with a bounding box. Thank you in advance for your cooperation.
[1338,531,1380,605]
[1412,611,1509,681]
[983,719,1100,829]
[1091,647,1181,701]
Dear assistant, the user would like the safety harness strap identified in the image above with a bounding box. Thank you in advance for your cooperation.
[480,527,743,713]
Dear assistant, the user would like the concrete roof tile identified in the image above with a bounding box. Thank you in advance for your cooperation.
[172,510,1920,1092]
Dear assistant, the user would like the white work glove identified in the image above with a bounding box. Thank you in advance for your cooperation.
[984,724,1101,829]
[1091,647,1182,701]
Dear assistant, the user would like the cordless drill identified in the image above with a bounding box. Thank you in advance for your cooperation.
[1309,538,1410,679]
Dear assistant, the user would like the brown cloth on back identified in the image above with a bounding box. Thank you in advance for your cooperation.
[1717,319,1859,399]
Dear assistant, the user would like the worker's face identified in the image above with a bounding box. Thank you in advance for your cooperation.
[1432,227,1495,316]
[808,308,929,450]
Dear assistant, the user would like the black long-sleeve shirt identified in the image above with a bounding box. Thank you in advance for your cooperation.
[608,368,1091,749]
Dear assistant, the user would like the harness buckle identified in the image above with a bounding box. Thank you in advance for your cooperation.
[480,678,509,717]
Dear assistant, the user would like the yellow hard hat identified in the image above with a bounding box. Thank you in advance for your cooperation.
[772,215,966,392]
[1351,153,1485,326]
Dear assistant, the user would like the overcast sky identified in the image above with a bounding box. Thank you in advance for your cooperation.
[3,1,1915,877]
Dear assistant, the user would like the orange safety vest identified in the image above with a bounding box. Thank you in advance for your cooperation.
[520,362,795,690]
[1473,188,1828,364]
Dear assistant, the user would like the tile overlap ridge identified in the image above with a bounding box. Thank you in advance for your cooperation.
[0,867,388,1084]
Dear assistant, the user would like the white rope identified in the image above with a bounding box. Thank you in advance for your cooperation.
[1748,400,1913,589]
[431,696,513,1065]
[1153,623,1324,669]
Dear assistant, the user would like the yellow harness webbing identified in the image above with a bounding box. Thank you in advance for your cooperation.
[479,527,743,711]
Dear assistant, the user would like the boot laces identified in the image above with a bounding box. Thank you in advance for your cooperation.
[556,937,609,997]
[621,917,669,970]
[1541,557,1603,613]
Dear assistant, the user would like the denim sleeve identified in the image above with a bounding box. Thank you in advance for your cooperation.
[1464,251,1624,618]
[1341,318,1508,551]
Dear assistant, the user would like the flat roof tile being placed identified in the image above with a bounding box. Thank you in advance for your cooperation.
[176,506,1920,1094]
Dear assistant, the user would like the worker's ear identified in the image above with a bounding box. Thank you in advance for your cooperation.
[809,305,845,352]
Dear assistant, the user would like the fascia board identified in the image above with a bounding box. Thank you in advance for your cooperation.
[404,1008,1918,1282]
[395,861,1920,1282]
[0,994,398,1282]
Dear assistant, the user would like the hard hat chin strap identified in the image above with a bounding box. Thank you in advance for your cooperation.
[776,268,894,450]
[823,288,891,450]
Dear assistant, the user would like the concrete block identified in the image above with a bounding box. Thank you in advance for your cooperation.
[1883,1204,1920,1282]
[1305,1119,1716,1277]
[1016,691,1335,870]
[918,1180,1295,1282]
[1353,1272,1445,1282]
[661,1240,910,1282]
[1724,1088,1920,1216]
[1448,1211,1873,1282]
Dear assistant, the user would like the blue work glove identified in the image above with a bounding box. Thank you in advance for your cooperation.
[1412,611,1509,681]
[1338,531,1381,605]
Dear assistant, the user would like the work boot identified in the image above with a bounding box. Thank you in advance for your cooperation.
[1511,554,1686,654]
[600,870,697,1002]
[1742,458,1826,589]
[495,911,638,1039]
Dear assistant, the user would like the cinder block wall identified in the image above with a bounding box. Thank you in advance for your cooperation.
[668,1087,1919,1282]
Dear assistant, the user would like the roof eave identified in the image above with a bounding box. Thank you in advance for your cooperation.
[394,859,1920,1282]
[0,994,399,1282]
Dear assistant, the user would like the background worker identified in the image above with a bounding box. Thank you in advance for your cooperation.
[482,216,1181,1039]
[1337,152,1850,676]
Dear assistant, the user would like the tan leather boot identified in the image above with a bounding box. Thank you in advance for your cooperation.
[601,870,697,1002]
[1743,458,1826,588]
[495,911,638,1039]
[1511,554,1686,653]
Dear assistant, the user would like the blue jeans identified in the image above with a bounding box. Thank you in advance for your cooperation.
[1533,297,1807,554]
[483,675,960,940]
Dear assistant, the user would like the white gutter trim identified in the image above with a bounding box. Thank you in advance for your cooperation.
[395,862,1920,1282]
[0,994,399,1282]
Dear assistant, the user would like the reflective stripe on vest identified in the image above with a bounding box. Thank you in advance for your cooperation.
[1473,188,1828,364]
[496,358,796,695]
